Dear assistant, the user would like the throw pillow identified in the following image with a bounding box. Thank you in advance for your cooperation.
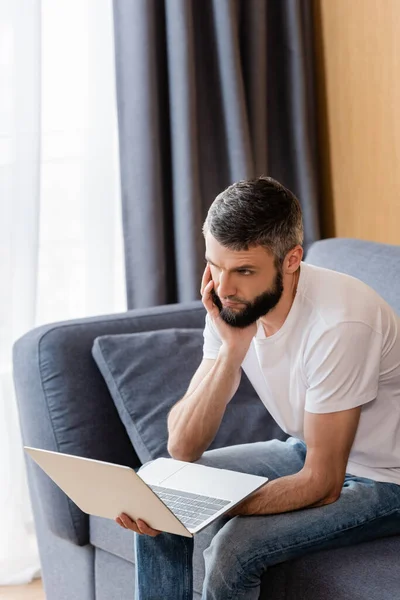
[92,328,286,464]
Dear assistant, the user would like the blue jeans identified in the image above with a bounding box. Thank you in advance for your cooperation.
[135,438,400,600]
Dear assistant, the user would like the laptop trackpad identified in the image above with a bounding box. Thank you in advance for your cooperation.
[139,457,267,502]
[163,462,269,503]
[139,458,230,496]
[162,462,233,497]
[138,457,189,486]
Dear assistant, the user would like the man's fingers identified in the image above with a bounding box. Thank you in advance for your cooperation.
[202,280,218,316]
[115,516,140,534]
[136,519,162,537]
[115,517,126,528]
[116,514,161,537]
[200,265,220,319]
[200,264,211,296]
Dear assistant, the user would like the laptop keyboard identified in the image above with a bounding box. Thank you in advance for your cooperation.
[149,485,230,529]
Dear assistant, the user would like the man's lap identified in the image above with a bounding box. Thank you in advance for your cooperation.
[203,475,400,566]
[135,440,400,599]
[195,439,400,569]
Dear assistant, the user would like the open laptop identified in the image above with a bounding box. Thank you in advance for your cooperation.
[24,447,268,538]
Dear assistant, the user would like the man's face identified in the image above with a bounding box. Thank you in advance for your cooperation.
[205,232,284,328]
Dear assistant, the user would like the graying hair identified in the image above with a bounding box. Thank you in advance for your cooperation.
[203,176,304,264]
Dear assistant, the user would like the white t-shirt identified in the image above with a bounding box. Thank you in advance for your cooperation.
[203,262,400,485]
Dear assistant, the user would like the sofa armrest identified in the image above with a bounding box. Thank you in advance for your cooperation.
[13,301,205,546]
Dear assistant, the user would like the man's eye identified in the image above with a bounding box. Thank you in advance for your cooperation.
[238,270,253,276]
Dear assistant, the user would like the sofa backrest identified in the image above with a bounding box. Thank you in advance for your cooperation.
[305,238,400,315]
[14,238,399,548]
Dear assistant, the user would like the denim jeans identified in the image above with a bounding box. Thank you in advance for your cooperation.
[135,438,400,600]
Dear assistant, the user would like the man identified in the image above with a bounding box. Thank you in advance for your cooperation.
[116,177,400,600]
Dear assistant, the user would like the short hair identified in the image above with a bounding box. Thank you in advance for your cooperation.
[203,176,304,264]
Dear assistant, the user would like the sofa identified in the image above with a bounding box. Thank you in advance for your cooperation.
[13,238,400,600]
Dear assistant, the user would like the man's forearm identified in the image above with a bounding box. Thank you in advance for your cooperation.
[233,468,341,516]
[167,349,242,461]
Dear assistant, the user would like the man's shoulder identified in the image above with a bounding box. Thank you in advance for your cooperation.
[301,263,395,335]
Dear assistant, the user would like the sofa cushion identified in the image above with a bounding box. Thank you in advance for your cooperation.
[92,328,286,464]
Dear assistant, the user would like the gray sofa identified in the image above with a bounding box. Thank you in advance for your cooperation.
[13,238,400,600]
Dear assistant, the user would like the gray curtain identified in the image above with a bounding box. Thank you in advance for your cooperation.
[113,0,321,309]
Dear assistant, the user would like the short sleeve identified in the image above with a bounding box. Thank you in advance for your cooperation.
[304,322,382,414]
[203,313,222,359]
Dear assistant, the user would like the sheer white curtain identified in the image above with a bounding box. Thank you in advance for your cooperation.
[0,0,126,585]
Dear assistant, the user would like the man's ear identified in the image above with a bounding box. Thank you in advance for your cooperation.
[285,245,303,274]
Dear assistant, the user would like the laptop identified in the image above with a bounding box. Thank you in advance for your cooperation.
[24,446,268,538]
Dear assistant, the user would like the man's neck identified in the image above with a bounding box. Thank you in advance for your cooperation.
[259,267,300,337]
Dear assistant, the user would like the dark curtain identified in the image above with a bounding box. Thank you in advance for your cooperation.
[113,0,321,309]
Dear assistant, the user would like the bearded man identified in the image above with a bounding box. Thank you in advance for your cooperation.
[117,176,400,600]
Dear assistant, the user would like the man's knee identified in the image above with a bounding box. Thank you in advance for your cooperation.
[195,440,276,467]
[202,518,262,599]
[202,522,243,595]
[194,438,300,479]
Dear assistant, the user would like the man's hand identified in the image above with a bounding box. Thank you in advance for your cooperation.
[201,264,257,360]
[115,513,161,537]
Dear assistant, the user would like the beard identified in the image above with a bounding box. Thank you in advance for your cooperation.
[210,268,284,329]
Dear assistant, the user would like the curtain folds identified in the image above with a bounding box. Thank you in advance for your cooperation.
[0,0,125,584]
[0,0,42,585]
[113,0,321,309]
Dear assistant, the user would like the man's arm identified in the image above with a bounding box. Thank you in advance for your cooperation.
[168,263,257,462]
[167,350,242,462]
[230,406,362,516]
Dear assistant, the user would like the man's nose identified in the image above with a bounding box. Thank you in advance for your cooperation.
[216,272,236,298]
